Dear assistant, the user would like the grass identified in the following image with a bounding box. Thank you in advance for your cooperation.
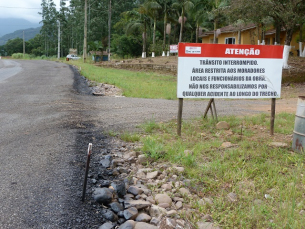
[66,59,177,99]
[10,53,59,60]
[120,112,305,228]
[120,132,140,142]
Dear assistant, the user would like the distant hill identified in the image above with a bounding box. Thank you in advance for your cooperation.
[0,18,40,37]
[0,27,41,46]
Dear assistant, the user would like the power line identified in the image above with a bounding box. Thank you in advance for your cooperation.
[0,24,41,26]
[0,5,63,10]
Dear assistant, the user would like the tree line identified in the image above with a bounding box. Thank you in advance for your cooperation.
[1,0,304,58]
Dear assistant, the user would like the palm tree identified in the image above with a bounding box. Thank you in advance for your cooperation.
[190,0,210,43]
[39,0,58,56]
[207,0,228,43]
[160,0,176,55]
[172,0,194,42]
[144,0,162,57]
[119,4,151,58]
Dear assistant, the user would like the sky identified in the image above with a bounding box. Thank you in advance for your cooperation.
[0,0,69,23]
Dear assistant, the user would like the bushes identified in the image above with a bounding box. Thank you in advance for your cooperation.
[112,34,142,58]
[11,53,58,60]
[12,53,32,59]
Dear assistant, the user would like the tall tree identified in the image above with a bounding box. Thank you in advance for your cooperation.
[173,0,194,42]
[228,0,305,67]
[58,0,69,56]
[191,0,210,43]
[207,0,228,43]
[39,0,58,56]
[4,38,23,55]
[145,0,162,57]
[117,4,151,58]
[228,0,271,42]
[160,0,176,54]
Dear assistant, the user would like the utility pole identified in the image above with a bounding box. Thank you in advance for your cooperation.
[108,0,111,61]
[57,20,60,59]
[83,0,88,63]
[23,31,25,58]
[88,3,90,39]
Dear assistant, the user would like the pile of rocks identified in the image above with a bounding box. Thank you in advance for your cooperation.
[89,81,123,97]
[94,183,190,229]
[88,139,221,229]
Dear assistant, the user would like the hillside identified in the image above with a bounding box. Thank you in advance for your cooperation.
[0,18,39,36]
[0,27,41,46]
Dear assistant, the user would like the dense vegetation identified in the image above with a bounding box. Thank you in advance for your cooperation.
[0,0,304,58]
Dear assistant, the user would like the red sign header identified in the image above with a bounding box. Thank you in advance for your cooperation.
[178,43,283,59]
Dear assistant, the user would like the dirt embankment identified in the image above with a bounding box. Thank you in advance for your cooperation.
[95,56,178,75]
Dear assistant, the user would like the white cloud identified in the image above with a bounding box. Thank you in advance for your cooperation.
[0,0,68,23]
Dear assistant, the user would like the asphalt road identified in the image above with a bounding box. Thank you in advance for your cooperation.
[0,59,100,228]
[0,59,22,81]
[0,59,275,228]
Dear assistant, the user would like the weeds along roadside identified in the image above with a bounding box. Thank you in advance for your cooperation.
[119,113,305,228]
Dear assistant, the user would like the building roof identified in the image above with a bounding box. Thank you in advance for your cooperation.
[200,23,257,37]
[265,27,286,36]
[89,51,108,56]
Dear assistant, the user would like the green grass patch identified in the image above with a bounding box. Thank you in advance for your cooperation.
[120,132,140,142]
[282,74,305,85]
[140,119,160,133]
[142,135,165,160]
[68,60,177,99]
[107,130,118,137]
[136,113,305,227]
[11,53,60,60]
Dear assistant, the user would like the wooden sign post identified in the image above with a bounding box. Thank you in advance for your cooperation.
[270,98,276,135]
[177,98,183,136]
[203,98,218,122]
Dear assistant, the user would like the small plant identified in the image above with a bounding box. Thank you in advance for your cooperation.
[142,136,164,160]
[120,132,140,142]
[107,130,118,137]
[141,119,159,133]
[182,154,196,167]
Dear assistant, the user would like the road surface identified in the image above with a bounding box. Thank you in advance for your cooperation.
[0,59,100,228]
